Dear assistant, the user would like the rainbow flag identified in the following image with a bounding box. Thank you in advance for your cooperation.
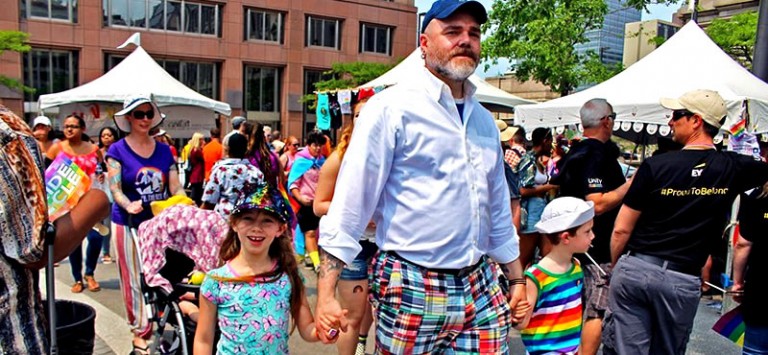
[45,155,91,221]
[712,305,745,346]
[729,119,747,139]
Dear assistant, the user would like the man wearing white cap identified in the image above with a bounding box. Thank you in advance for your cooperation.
[603,89,768,354]
[315,0,528,352]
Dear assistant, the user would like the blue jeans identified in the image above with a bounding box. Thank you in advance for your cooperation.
[339,240,378,281]
[69,229,103,282]
[744,324,768,354]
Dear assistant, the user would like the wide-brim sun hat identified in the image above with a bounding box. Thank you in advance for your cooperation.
[114,93,165,133]
[535,197,595,234]
[496,119,518,142]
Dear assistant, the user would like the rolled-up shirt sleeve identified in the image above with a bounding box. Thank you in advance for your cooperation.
[486,143,520,264]
[318,98,396,266]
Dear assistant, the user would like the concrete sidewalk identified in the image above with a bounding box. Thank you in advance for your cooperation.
[43,260,740,355]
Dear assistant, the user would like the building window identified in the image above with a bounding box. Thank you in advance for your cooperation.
[22,0,78,22]
[105,54,219,99]
[245,8,284,44]
[360,23,392,55]
[23,49,78,102]
[244,66,280,113]
[103,0,220,37]
[306,16,341,49]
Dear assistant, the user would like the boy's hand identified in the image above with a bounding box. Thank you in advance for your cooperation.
[508,283,530,324]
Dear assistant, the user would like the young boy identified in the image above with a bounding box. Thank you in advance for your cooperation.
[517,197,595,355]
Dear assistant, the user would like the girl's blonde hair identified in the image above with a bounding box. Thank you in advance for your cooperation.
[218,210,304,331]
[335,97,369,161]
[189,132,204,149]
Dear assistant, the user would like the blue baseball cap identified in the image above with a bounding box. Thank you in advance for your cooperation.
[421,0,488,33]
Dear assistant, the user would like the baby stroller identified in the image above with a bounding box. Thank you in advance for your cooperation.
[130,204,229,354]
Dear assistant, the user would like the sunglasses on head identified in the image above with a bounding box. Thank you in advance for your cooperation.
[130,110,155,120]
[672,109,694,121]
[603,112,617,121]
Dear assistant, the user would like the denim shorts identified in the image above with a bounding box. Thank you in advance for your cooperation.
[521,196,546,234]
[339,240,378,281]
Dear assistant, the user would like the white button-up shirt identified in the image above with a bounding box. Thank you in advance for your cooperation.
[318,66,520,269]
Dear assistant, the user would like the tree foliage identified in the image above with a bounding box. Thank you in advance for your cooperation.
[300,61,398,108]
[706,11,757,69]
[0,30,34,94]
[482,0,615,96]
[482,0,681,96]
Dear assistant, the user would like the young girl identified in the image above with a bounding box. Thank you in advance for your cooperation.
[517,197,595,355]
[194,183,320,354]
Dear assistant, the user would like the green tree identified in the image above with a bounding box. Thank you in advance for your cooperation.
[0,31,34,94]
[301,60,398,109]
[482,0,612,96]
[706,11,757,69]
[482,0,680,96]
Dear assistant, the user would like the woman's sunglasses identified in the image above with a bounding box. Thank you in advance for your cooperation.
[130,110,155,120]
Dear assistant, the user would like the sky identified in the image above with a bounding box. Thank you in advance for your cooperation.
[413,0,682,77]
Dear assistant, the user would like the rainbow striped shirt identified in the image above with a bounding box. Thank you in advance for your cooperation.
[520,260,583,355]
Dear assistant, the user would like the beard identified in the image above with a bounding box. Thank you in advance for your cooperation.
[425,47,478,82]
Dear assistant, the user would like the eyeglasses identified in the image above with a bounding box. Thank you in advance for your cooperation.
[130,110,155,120]
[672,109,694,121]
[64,125,81,130]
[602,112,617,121]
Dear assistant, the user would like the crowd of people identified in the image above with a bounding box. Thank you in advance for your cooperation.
[2,0,768,354]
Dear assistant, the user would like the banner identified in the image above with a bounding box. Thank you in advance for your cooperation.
[45,155,92,221]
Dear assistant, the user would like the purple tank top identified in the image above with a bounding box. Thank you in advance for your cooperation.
[106,139,174,226]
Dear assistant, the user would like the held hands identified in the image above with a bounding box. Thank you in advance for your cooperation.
[508,283,530,324]
[126,201,143,214]
[314,297,348,344]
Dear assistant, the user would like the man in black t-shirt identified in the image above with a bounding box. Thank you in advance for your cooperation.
[550,98,632,355]
[603,90,768,355]
[732,188,768,352]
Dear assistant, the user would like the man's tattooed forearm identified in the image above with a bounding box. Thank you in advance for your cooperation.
[318,248,343,281]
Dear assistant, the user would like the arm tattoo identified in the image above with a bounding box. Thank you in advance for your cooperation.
[318,248,344,283]
[107,158,132,209]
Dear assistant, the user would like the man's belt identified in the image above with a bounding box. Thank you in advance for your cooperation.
[627,251,701,277]
[389,251,484,278]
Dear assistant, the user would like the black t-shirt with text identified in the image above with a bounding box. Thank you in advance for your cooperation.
[623,149,768,267]
[551,138,626,264]
[737,189,768,326]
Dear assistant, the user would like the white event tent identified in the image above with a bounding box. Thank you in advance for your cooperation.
[38,44,231,138]
[514,22,768,139]
[362,49,535,113]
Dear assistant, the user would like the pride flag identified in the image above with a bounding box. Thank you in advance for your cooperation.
[729,100,749,139]
[729,119,746,138]
[45,155,91,221]
[712,305,745,346]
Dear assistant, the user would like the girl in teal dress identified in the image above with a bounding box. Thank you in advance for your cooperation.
[194,183,322,354]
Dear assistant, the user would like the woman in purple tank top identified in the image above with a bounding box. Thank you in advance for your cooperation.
[105,94,186,354]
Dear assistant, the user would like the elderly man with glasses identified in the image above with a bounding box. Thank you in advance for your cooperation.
[549,98,633,355]
[602,89,768,354]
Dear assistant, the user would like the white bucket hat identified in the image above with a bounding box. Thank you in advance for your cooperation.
[535,197,595,234]
[113,93,165,133]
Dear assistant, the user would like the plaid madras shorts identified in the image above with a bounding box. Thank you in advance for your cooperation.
[583,262,613,319]
[368,251,512,354]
